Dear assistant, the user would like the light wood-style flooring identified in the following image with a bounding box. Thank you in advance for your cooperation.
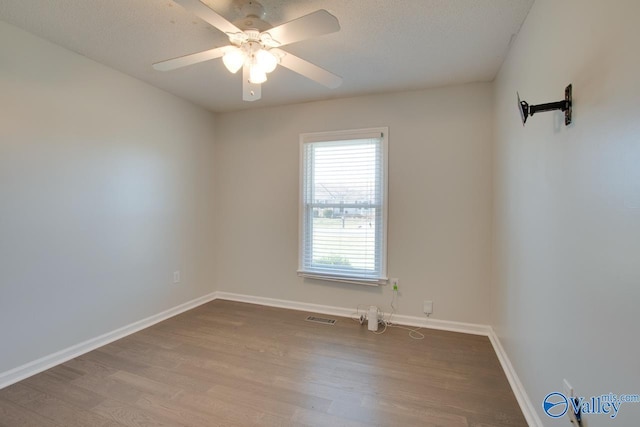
[0,300,527,426]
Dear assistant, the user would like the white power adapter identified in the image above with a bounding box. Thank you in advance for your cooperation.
[368,306,378,331]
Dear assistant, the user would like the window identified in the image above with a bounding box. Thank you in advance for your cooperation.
[298,127,388,285]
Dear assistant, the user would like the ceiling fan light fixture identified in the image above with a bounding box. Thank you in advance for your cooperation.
[256,49,278,73]
[222,47,244,73]
[249,65,267,84]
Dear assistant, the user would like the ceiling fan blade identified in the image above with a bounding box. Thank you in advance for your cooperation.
[174,0,241,35]
[153,46,228,71]
[264,10,339,47]
[273,49,342,89]
[242,64,262,101]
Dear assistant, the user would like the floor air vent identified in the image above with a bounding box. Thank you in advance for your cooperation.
[305,315,336,325]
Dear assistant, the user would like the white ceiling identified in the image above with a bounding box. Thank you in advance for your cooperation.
[0,0,534,112]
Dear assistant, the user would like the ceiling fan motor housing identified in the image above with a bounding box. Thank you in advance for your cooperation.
[233,0,271,31]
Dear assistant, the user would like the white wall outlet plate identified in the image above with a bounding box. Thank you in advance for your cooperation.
[423,300,433,314]
[563,379,581,424]
[563,379,574,398]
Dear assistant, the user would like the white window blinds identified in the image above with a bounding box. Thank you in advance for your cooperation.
[298,128,388,285]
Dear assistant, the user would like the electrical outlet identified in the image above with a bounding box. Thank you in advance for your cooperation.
[173,270,181,284]
[423,300,433,315]
[390,278,399,291]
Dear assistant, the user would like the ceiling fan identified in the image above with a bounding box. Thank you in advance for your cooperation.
[153,0,343,101]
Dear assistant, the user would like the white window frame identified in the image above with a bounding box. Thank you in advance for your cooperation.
[297,127,389,286]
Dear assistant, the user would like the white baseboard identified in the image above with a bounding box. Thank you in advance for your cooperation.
[388,313,492,336]
[0,292,217,390]
[488,329,543,427]
[0,289,540,427]
[214,291,491,336]
[215,291,357,320]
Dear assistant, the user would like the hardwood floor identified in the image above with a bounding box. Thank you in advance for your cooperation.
[0,300,527,426]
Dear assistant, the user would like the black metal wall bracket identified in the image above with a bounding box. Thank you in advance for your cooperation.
[518,84,573,126]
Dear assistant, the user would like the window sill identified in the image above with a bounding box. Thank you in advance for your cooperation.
[297,271,387,286]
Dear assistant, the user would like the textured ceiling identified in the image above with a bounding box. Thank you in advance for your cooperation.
[0,0,534,112]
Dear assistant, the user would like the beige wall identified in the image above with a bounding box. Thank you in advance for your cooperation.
[214,83,494,323]
[492,0,640,425]
[0,21,217,372]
